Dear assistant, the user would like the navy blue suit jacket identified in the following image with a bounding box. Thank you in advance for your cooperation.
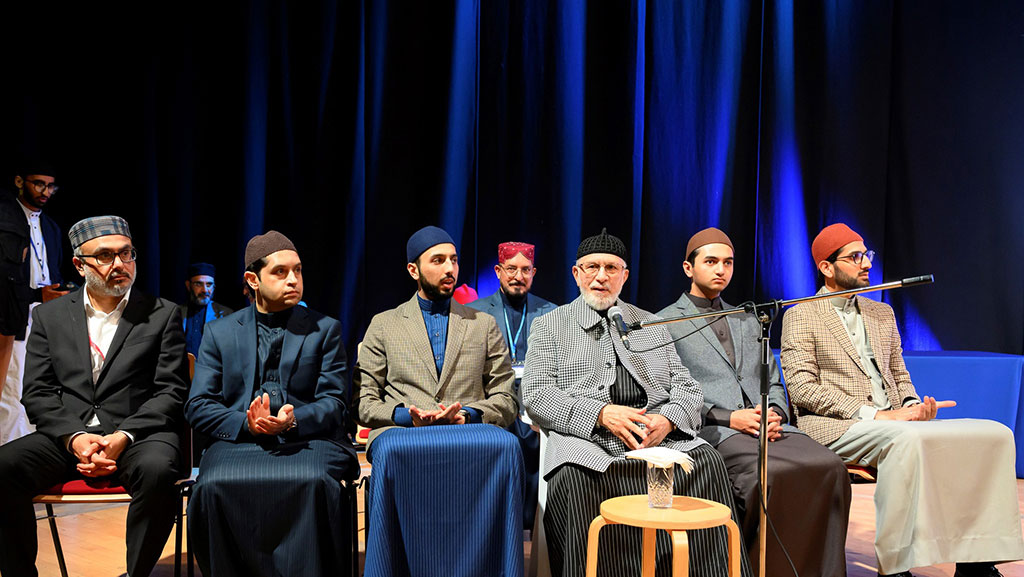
[466,290,557,360]
[185,304,349,445]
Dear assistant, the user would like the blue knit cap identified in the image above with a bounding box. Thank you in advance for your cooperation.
[406,226,456,262]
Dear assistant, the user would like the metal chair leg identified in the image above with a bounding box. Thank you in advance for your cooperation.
[45,504,69,577]
[175,496,184,577]
[186,489,195,577]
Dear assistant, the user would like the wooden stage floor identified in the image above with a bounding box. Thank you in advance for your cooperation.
[30,478,1024,577]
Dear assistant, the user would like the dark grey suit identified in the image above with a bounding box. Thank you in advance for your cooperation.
[658,294,850,577]
[0,288,189,577]
[656,295,795,445]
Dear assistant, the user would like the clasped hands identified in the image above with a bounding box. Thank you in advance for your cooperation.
[730,404,783,441]
[247,393,296,435]
[409,402,466,426]
[597,404,675,450]
[71,432,130,478]
[876,396,956,421]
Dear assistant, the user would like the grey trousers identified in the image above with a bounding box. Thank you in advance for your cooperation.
[830,418,1024,574]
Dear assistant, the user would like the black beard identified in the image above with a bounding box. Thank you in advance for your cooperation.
[503,288,526,307]
[834,267,869,290]
[419,275,452,301]
[20,192,45,211]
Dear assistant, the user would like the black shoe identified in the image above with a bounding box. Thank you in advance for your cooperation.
[878,572,914,577]
[954,563,1002,577]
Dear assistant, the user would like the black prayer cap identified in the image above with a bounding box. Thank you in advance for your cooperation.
[576,228,627,262]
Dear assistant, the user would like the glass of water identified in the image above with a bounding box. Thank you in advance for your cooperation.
[646,461,674,508]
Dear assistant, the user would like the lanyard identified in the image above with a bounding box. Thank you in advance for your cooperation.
[502,302,527,362]
[29,233,47,278]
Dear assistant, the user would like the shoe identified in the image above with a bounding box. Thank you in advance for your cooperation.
[954,563,1002,577]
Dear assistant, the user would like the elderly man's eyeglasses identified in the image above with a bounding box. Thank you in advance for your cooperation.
[501,265,534,278]
[78,248,138,266]
[25,179,59,194]
[578,262,624,278]
[835,250,875,265]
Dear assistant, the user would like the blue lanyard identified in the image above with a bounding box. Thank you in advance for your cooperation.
[29,235,47,280]
[502,302,527,362]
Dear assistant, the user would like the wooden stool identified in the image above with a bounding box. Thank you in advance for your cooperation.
[584,495,740,577]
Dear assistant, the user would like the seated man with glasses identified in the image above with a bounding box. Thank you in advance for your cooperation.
[0,216,189,577]
[467,241,557,530]
[781,223,1024,577]
[522,228,749,577]
[1,162,69,445]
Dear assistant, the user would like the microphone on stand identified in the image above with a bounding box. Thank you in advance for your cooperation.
[607,306,633,350]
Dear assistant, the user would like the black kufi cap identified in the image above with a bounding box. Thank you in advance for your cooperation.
[576,228,627,262]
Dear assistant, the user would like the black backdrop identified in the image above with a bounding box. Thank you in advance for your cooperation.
[2,1,1022,362]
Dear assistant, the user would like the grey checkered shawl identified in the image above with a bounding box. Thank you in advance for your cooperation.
[522,296,706,477]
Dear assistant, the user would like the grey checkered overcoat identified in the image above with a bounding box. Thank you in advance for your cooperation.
[522,296,707,478]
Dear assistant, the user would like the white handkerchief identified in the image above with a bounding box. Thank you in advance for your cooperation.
[625,447,695,472]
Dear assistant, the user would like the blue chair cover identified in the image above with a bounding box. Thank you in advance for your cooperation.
[902,351,1024,477]
[364,424,525,577]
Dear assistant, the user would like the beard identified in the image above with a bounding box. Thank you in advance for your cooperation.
[83,266,134,298]
[419,274,454,301]
[833,266,869,290]
[579,286,619,311]
[21,193,45,210]
[189,292,212,307]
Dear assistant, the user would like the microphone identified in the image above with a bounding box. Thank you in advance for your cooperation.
[608,306,633,350]
[901,274,934,287]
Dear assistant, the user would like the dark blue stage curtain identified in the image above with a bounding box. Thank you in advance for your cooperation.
[1,1,1022,356]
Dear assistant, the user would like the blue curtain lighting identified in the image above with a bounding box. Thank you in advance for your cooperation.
[3,1,1023,355]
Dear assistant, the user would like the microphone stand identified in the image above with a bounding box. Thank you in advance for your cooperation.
[624,275,933,577]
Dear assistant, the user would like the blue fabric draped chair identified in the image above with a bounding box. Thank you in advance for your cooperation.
[363,423,524,577]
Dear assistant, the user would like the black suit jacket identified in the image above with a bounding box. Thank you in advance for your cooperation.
[22,288,190,449]
[0,191,63,339]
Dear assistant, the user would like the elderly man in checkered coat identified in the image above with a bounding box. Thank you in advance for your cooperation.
[522,228,749,577]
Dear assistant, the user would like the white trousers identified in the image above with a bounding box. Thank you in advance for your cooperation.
[0,306,36,444]
[831,418,1024,574]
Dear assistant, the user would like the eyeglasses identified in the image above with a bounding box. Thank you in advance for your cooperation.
[500,265,534,278]
[25,179,59,194]
[834,250,875,265]
[78,248,137,266]
[577,262,624,278]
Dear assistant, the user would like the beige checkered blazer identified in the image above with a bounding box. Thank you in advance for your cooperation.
[780,295,919,446]
[354,294,518,446]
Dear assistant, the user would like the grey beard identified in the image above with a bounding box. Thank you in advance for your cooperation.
[84,269,133,298]
[579,287,617,311]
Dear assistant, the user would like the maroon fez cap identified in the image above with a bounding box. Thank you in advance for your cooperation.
[245,230,297,268]
[685,227,734,260]
[811,223,863,265]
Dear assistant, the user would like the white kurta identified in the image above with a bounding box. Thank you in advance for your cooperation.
[830,418,1024,574]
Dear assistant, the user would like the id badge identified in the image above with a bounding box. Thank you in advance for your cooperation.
[512,362,525,380]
